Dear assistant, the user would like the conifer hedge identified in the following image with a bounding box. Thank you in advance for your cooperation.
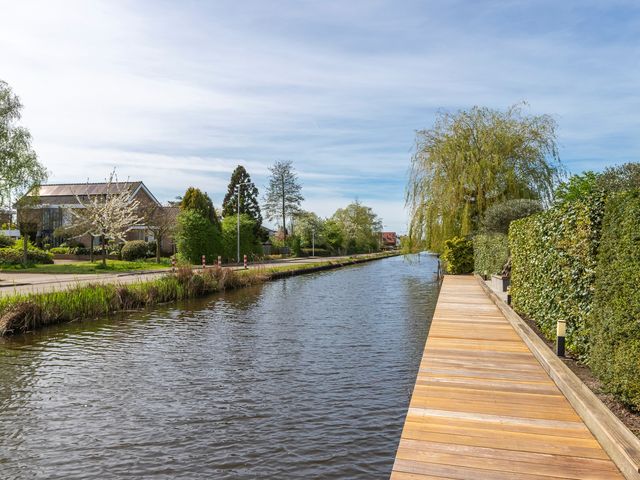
[588,191,640,409]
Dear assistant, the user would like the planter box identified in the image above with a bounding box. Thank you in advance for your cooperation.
[491,274,510,292]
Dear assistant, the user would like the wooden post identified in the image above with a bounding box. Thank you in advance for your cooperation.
[244,254,247,269]
[171,256,176,273]
[202,254,206,269]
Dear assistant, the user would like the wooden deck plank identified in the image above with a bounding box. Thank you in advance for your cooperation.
[392,275,624,479]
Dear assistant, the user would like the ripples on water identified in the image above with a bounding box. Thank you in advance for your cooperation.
[0,254,440,479]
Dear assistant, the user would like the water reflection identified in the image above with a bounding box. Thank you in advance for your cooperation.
[0,254,439,479]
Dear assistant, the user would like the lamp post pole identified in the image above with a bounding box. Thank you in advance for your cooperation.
[312,228,315,257]
[235,182,250,264]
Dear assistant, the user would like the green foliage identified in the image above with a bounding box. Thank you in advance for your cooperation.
[0,238,53,266]
[175,210,222,264]
[407,103,562,252]
[292,211,324,248]
[588,190,640,409]
[554,171,600,205]
[263,160,304,239]
[509,193,605,357]
[482,199,542,234]
[442,236,474,274]
[288,235,302,256]
[331,201,382,253]
[597,162,640,192]
[180,187,220,226]
[0,234,15,248]
[121,240,149,261]
[221,165,262,230]
[49,246,70,254]
[322,219,344,254]
[220,214,262,261]
[0,80,48,208]
[473,233,509,276]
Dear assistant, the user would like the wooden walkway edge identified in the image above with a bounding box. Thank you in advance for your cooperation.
[391,275,625,480]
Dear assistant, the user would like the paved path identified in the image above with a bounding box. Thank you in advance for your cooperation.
[391,275,623,479]
[0,254,373,297]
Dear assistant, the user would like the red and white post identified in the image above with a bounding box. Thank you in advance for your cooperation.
[243,254,248,269]
[217,256,222,267]
[202,254,206,269]
[171,256,176,273]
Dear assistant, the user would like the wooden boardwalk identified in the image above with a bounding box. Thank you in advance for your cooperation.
[391,275,623,480]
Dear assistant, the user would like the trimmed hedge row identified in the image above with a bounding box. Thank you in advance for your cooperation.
[473,233,509,276]
[588,191,640,409]
[509,192,605,357]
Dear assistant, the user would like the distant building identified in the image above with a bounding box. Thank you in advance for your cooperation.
[17,181,174,250]
[381,231,399,250]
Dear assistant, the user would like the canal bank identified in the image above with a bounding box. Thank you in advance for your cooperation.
[0,253,440,479]
[0,252,400,336]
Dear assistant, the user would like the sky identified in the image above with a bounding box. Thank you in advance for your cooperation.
[1,0,639,233]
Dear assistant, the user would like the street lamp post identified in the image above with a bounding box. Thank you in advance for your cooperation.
[312,228,315,257]
[235,181,251,264]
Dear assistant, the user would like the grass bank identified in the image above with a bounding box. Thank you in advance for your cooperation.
[0,259,171,274]
[0,253,396,336]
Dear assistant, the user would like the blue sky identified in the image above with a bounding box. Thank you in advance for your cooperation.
[1,0,639,233]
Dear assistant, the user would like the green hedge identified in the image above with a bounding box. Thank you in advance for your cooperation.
[509,193,604,357]
[442,236,473,274]
[588,191,640,409]
[121,240,149,261]
[473,233,509,276]
[0,240,54,266]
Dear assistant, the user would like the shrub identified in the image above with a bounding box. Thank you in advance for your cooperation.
[442,236,473,274]
[121,240,149,261]
[473,233,509,276]
[588,190,640,409]
[0,239,54,266]
[49,246,70,254]
[482,199,543,234]
[175,210,222,264]
[220,214,261,262]
[509,192,604,357]
[0,234,15,248]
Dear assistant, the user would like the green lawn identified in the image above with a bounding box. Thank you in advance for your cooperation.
[0,259,171,274]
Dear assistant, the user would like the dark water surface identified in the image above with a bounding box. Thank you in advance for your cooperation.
[0,254,439,479]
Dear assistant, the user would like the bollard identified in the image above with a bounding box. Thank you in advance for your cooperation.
[218,256,222,267]
[202,255,206,269]
[171,256,176,273]
[556,319,566,357]
[506,286,512,306]
[243,254,247,269]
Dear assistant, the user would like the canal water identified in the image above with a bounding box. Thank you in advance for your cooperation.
[0,254,439,479]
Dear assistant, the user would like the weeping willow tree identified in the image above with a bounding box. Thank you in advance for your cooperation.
[407,103,563,252]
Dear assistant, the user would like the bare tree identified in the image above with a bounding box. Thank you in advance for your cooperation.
[263,160,303,240]
[143,204,178,263]
[67,170,143,266]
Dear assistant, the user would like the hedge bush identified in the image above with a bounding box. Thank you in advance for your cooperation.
[0,234,15,248]
[509,192,605,357]
[0,240,54,266]
[176,210,222,264]
[588,190,640,409]
[442,236,473,274]
[473,233,509,276]
[121,240,149,261]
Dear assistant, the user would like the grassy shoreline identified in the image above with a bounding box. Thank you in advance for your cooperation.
[0,253,396,336]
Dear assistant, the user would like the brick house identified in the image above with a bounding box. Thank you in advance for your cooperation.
[381,231,399,250]
[17,181,175,251]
